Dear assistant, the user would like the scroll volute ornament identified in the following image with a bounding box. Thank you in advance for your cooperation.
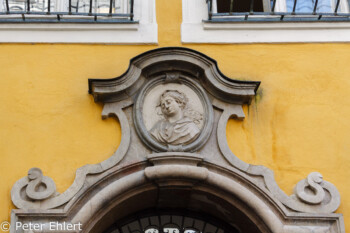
[11,168,58,209]
[25,168,56,200]
[292,172,341,212]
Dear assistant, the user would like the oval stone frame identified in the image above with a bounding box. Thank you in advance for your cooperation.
[134,75,214,152]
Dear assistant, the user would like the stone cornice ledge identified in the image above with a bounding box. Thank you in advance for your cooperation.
[89,47,260,104]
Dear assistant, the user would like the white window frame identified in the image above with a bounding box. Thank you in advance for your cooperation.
[0,0,157,44]
[181,0,350,43]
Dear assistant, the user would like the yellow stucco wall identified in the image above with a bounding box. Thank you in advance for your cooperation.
[0,0,349,232]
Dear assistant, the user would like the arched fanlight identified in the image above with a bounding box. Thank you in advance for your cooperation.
[104,212,238,233]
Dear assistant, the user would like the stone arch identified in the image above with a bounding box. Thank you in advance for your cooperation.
[67,156,282,233]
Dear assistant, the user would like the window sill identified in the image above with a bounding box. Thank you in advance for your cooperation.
[0,22,157,43]
[181,20,350,43]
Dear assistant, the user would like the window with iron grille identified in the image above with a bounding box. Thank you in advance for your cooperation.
[0,0,157,43]
[207,0,349,22]
[0,0,134,22]
[181,0,350,43]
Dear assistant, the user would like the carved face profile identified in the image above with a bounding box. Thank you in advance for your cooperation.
[160,95,181,116]
[150,90,203,145]
[160,90,187,118]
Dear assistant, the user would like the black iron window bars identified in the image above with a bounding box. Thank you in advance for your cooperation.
[0,0,134,23]
[206,0,350,22]
[104,213,240,233]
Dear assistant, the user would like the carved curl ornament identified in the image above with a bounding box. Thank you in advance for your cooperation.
[10,48,344,233]
[11,168,57,207]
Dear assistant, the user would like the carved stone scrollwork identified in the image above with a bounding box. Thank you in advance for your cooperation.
[292,172,340,211]
[25,168,56,200]
[11,100,133,210]
[295,172,326,204]
[215,101,341,214]
[11,168,57,208]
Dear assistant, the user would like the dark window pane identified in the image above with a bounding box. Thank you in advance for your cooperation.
[217,0,264,12]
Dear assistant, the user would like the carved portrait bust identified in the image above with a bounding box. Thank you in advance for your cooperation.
[139,78,209,152]
[149,90,203,145]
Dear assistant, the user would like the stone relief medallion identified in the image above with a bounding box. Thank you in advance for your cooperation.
[144,86,204,145]
[134,74,213,152]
